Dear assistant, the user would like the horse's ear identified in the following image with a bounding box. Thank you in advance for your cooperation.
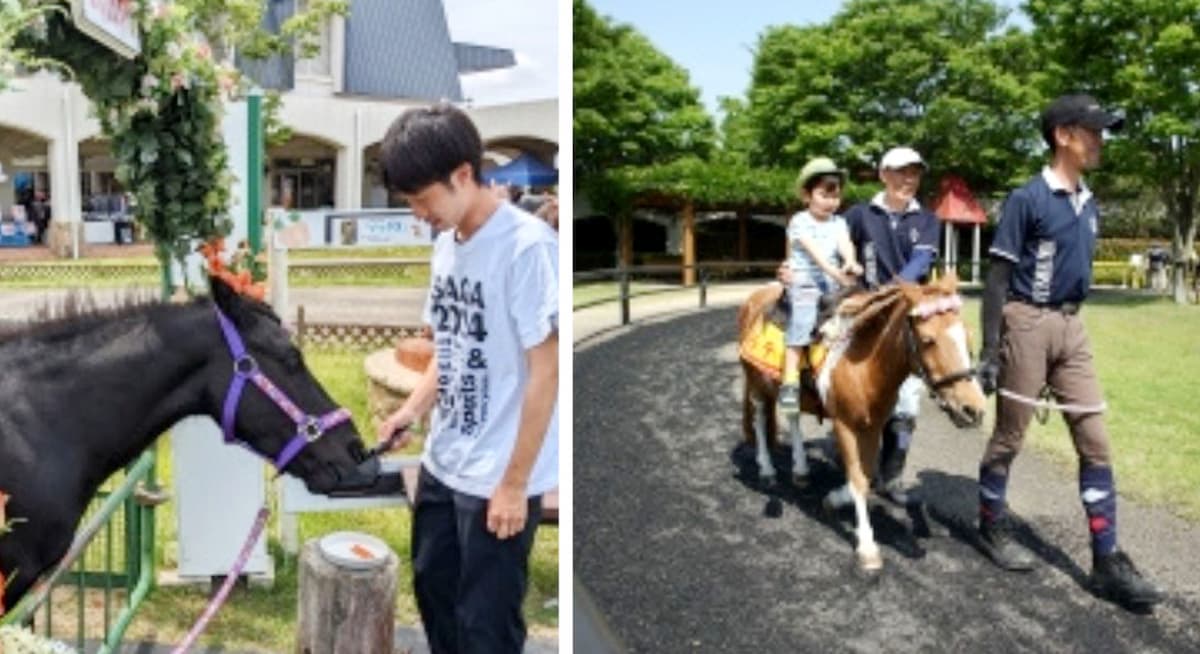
[209,274,243,315]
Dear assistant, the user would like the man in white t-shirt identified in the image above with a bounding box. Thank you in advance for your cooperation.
[377,104,558,654]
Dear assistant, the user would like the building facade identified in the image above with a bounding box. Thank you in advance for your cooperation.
[0,0,557,253]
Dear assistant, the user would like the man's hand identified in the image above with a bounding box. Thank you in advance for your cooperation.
[376,410,415,452]
[978,347,1000,395]
[487,480,528,540]
[841,262,863,277]
[777,262,794,285]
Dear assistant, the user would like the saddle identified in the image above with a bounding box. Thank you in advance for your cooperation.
[739,288,835,388]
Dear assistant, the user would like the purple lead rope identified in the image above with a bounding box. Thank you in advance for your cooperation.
[170,505,270,654]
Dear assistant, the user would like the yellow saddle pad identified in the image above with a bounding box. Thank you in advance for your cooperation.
[739,320,827,381]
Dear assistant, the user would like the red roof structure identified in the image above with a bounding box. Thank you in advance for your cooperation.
[932,175,987,225]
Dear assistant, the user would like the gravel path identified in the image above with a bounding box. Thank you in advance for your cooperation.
[575,306,1200,654]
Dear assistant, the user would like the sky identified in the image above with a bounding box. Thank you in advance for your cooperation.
[442,0,559,106]
[587,0,1027,119]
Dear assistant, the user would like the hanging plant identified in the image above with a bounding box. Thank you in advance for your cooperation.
[0,0,68,92]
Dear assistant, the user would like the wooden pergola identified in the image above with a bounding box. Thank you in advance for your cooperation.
[617,191,793,286]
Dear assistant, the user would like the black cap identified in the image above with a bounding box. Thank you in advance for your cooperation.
[1041,94,1125,137]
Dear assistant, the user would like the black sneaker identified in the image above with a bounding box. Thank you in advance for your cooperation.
[778,383,799,415]
[977,518,1036,572]
[1090,550,1165,607]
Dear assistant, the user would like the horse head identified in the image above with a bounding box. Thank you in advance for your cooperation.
[205,275,380,494]
[899,272,987,428]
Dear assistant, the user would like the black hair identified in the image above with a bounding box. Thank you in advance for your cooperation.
[803,173,844,194]
[379,103,484,194]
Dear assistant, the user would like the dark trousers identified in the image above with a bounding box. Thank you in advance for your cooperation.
[412,466,542,654]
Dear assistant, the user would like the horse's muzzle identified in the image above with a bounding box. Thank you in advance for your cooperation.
[326,456,406,498]
[949,404,985,429]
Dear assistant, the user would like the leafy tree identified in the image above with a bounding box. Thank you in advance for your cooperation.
[744,0,1042,195]
[1024,0,1200,302]
[716,96,755,164]
[573,0,715,178]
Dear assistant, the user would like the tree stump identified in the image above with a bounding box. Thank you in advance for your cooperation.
[296,537,399,654]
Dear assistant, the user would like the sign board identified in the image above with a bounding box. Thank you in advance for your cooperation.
[70,0,141,59]
[327,212,432,247]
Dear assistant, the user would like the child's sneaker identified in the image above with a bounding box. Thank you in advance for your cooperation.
[778,383,800,415]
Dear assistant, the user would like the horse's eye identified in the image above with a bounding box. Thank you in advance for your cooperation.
[921,335,936,346]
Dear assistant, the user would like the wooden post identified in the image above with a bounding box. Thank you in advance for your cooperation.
[972,223,982,283]
[617,214,634,268]
[682,200,696,286]
[296,538,398,654]
[737,209,748,261]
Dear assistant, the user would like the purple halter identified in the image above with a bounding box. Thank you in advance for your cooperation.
[215,306,352,472]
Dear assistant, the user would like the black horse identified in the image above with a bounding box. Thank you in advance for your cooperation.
[0,276,383,609]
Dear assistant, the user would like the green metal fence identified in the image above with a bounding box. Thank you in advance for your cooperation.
[0,450,159,653]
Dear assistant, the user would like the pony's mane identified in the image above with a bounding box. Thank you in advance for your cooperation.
[0,291,211,345]
[835,285,909,328]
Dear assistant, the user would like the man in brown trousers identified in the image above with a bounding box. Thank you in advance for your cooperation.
[975,93,1164,609]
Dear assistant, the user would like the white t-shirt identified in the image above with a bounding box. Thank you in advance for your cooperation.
[420,201,559,498]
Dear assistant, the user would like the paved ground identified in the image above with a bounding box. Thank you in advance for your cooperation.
[0,243,155,261]
[574,293,1200,654]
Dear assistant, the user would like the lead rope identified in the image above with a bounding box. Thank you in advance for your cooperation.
[169,504,270,654]
[998,386,1107,424]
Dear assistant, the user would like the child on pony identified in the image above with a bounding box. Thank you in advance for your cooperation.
[779,157,862,415]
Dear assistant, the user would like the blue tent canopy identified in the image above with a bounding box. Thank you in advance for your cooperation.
[482,153,558,187]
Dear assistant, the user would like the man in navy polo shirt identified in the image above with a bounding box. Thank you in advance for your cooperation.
[846,146,941,506]
[782,146,941,505]
[975,94,1163,608]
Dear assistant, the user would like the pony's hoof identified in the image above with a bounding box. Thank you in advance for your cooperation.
[857,548,883,571]
[792,472,810,489]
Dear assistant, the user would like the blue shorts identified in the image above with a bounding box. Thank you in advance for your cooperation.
[785,285,823,346]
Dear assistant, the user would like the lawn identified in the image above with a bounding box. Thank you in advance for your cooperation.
[958,292,1200,521]
[107,349,558,652]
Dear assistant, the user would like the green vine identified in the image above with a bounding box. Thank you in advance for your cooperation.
[584,157,880,216]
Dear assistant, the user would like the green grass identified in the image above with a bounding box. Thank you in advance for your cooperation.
[959,293,1200,521]
[288,246,432,260]
[572,281,682,308]
[115,348,557,652]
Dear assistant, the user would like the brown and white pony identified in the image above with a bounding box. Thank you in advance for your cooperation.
[739,272,987,569]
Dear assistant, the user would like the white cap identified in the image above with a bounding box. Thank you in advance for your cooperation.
[879,146,926,171]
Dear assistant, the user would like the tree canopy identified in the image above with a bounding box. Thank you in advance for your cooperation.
[744,0,1042,195]
[573,0,715,178]
[1024,0,1200,301]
